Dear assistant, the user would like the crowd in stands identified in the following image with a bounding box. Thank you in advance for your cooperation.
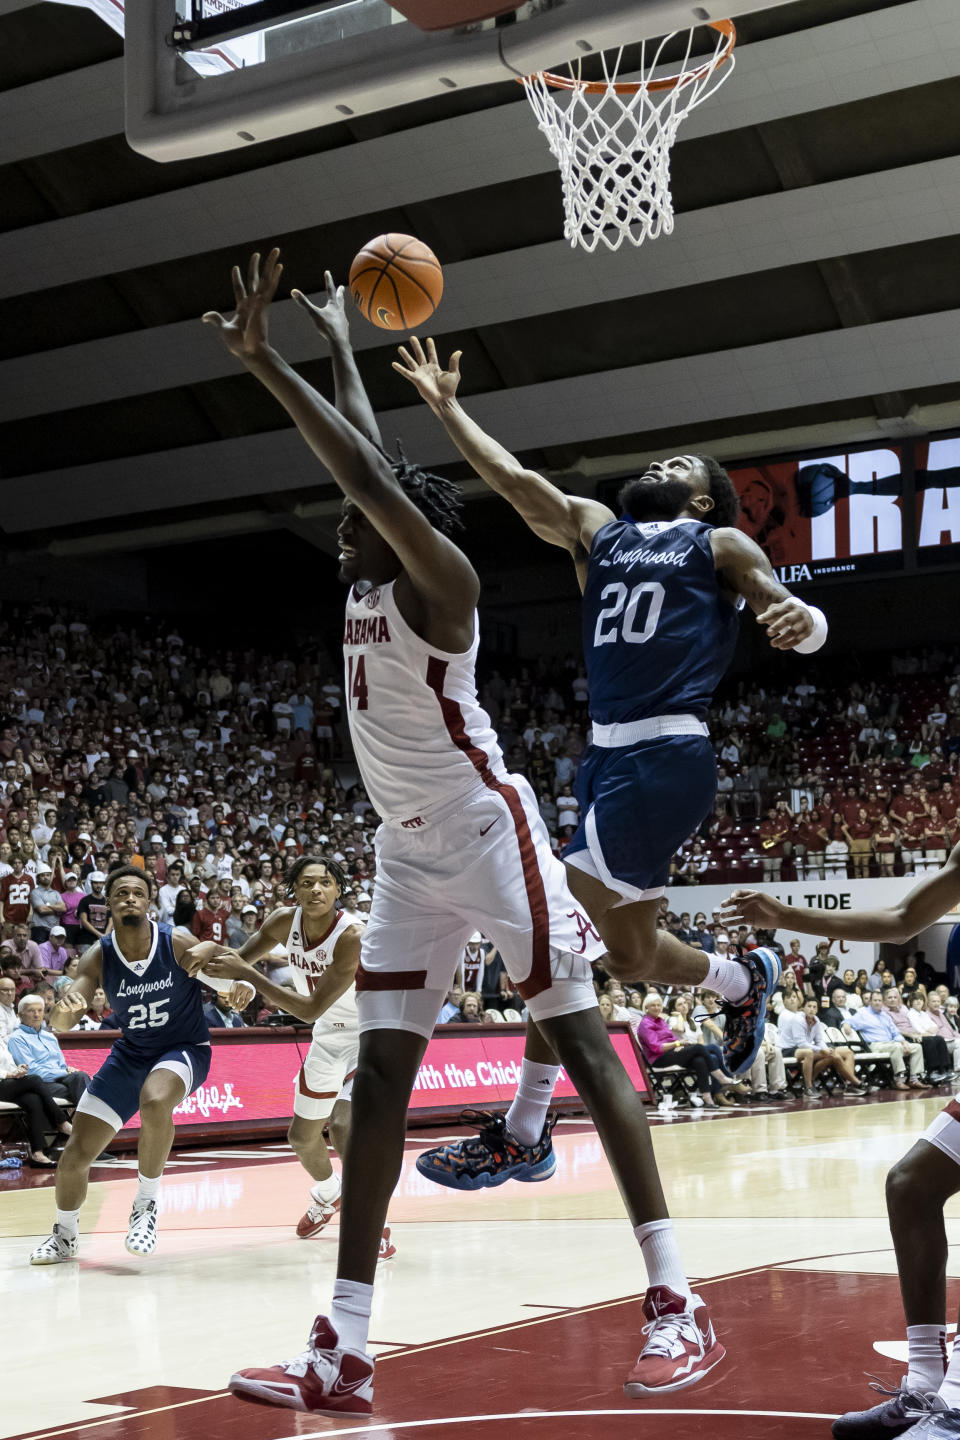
[0,601,957,1127]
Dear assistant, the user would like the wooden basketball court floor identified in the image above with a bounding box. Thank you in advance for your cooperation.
[5,1095,960,1440]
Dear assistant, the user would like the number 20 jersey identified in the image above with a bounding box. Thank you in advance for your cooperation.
[583,517,740,726]
[100,922,209,1057]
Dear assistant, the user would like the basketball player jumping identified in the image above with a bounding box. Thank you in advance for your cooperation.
[204,249,727,1412]
[29,865,254,1264]
[394,337,827,1187]
[722,848,960,1440]
[203,855,395,1259]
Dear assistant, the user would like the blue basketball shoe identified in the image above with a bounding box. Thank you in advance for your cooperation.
[721,945,782,1077]
[415,1110,557,1191]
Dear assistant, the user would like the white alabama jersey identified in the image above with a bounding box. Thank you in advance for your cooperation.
[286,905,361,1038]
[343,580,506,825]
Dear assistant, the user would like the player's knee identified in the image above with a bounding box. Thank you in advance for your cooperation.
[603,947,650,983]
[886,1154,924,1219]
[328,1114,350,1155]
[139,1094,174,1125]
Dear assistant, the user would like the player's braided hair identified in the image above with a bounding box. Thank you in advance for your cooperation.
[286,853,347,895]
[389,440,464,536]
[693,454,740,529]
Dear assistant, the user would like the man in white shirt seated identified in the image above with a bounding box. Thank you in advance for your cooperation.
[778,995,864,1099]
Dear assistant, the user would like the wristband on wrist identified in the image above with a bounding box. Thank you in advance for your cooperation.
[793,602,828,655]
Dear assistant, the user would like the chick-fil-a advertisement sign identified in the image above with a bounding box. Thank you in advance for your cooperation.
[63,1025,647,1136]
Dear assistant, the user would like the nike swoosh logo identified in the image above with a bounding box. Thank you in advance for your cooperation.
[332,1374,368,1396]
[479,818,501,837]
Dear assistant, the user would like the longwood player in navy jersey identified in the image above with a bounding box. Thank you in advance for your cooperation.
[29,865,254,1265]
[203,250,733,1412]
[396,338,827,1179]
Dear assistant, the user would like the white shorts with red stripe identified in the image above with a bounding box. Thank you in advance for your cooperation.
[293,1028,359,1121]
[356,772,605,1039]
[922,1094,960,1166]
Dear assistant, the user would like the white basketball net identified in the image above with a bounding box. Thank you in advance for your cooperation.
[522,26,735,254]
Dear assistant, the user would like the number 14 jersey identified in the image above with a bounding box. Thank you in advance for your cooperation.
[342,580,506,826]
[100,922,209,1057]
[583,517,740,726]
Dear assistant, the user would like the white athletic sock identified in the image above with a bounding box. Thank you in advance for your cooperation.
[937,1332,960,1406]
[311,1172,342,1206]
[505,1061,561,1145]
[634,1218,693,1304]
[329,1278,374,1355]
[703,953,752,1005]
[135,1172,161,1208]
[55,1207,80,1238]
[906,1325,948,1394]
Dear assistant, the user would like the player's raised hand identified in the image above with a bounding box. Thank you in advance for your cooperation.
[392,336,462,410]
[756,597,815,651]
[291,271,351,348]
[202,247,284,359]
[717,889,785,929]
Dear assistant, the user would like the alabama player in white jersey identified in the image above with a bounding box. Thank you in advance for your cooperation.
[204,250,726,1418]
[206,854,393,1258]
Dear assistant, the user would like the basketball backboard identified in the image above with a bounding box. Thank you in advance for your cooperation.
[124,0,802,162]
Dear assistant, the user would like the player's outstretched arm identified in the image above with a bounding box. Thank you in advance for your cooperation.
[720,842,960,942]
[172,931,257,1008]
[203,926,362,1024]
[205,251,478,619]
[393,337,614,555]
[710,527,827,653]
[48,944,102,1032]
[291,273,384,450]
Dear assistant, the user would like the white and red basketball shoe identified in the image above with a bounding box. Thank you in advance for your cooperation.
[624,1285,725,1395]
[379,1226,396,1260]
[229,1315,374,1416]
[296,1194,340,1239]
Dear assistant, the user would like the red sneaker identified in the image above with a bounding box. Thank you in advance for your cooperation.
[296,1194,340,1239]
[229,1316,374,1416]
[624,1286,725,1395]
[378,1226,396,1261]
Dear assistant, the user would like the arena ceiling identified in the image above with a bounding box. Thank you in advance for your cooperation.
[1,0,960,571]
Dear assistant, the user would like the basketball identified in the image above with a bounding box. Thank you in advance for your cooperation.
[349,233,443,331]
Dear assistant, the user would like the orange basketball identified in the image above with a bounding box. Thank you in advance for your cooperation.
[349,233,443,332]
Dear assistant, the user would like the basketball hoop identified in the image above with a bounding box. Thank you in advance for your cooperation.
[521,20,736,254]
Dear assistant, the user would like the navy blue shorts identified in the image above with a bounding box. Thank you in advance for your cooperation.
[79,1039,212,1132]
[564,734,716,901]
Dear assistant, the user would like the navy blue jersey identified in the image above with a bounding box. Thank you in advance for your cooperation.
[100,922,209,1056]
[582,517,740,725]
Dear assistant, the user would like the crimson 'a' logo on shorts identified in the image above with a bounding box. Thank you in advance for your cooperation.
[567,908,601,955]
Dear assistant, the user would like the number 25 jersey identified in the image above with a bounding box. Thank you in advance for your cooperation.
[100,922,209,1056]
[583,517,740,726]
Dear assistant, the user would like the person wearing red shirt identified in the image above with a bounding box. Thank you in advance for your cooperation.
[0,856,34,933]
[923,814,951,874]
[937,782,959,826]
[897,811,926,875]
[839,786,864,828]
[842,807,874,879]
[872,814,899,877]
[190,882,229,946]
[784,937,807,989]
[757,808,789,881]
[890,783,919,824]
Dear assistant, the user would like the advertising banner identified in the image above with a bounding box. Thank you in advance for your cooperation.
[729,444,906,585]
[916,436,960,568]
[62,1025,646,1138]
